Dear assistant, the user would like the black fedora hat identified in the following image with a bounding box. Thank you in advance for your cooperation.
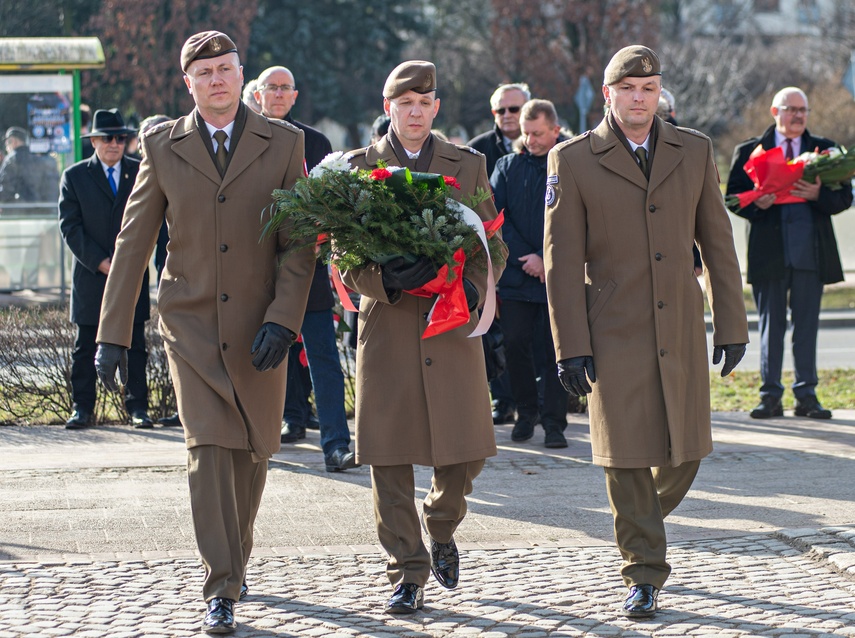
[82,108,136,138]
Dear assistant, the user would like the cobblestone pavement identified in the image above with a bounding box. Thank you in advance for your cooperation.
[2,411,855,636]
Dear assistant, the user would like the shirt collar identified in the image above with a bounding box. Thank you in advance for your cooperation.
[627,134,651,153]
[775,130,800,156]
[204,120,236,149]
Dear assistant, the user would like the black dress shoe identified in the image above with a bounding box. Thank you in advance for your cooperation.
[544,428,568,448]
[511,414,538,441]
[325,447,360,472]
[239,582,248,600]
[492,401,515,425]
[130,410,154,429]
[202,597,236,634]
[385,583,424,614]
[306,414,320,430]
[65,409,92,430]
[750,395,783,419]
[430,537,459,589]
[280,423,306,443]
[623,584,659,618]
[795,396,832,419]
[157,413,182,427]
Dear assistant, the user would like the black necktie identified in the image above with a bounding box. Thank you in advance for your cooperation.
[214,130,229,172]
[634,146,649,178]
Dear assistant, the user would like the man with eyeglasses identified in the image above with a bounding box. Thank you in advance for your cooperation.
[58,108,153,430]
[726,87,852,421]
[254,66,359,472]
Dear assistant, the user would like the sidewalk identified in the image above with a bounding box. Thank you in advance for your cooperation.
[2,411,855,636]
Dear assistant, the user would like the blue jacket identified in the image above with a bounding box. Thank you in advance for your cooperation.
[490,139,566,303]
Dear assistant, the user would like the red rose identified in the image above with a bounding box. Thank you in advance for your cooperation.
[443,175,461,190]
[371,168,393,180]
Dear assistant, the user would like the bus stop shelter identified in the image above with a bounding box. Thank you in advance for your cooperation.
[0,37,104,295]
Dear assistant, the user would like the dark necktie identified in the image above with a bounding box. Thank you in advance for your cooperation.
[214,130,229,172]
[634,146,649,178]
[785,138,794,161]
[107,166,118,195]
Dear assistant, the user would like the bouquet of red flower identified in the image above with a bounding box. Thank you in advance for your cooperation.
[264,152,505,338]
[726,144,855,213]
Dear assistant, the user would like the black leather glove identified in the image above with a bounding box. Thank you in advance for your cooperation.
[557,356,596,396]
[381,256,437,291]
[462,278,479,312]
[95,343,128,393]
[712,343,746,377]
[250,322,295,372]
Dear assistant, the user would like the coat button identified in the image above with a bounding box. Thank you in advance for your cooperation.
[658,301,664,309]
[220,294,229,301]
[218,194,225,203]
[660,349,666,356]
[222,343,228,350]
[425,358,432,366]
[655,253,662,261]
[220,244,228,252]
[649,204,656,212]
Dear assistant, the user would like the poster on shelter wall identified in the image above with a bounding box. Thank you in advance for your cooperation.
[27,93,71,154]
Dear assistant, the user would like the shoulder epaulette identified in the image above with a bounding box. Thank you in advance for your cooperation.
[269,118,301,134]
[343,147,369,162]
[555,131,589,151]
[142,121,174,138]
[455,144,483,157]
[676,126,709,140]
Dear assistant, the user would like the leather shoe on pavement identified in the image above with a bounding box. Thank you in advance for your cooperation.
[544,428,568,448]
[750,396,783,419]
[239,582,248,600]
[385,583,424,614]
[130,410,153,429]
[795,396,832,419]
[430,537,459,589]
[280,423,306,443]
[325,448,360,472]
[511,414,538,442]
[65,409,92,430]
[623,584,659,618]
[491,401,515,424]
[202,597,236,634]
[158,413,181,427]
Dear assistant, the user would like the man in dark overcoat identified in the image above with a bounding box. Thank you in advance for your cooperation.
[342,60,506,615]
[94,32,315,634]
[58,109,151,429]
[726,87,852,420]
[254,65,358,471]
[544,46,749,618]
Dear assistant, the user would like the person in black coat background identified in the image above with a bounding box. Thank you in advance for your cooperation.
[491,99,570,448]
[254,66,359,472]
[58,109,151,429]
[726,87,852,420]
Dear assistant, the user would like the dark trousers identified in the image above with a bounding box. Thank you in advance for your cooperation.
[71,322,147,413]
[604,460,700,589]
[371,460,484,587]
[752,267,823,400]
[501,299,568,427]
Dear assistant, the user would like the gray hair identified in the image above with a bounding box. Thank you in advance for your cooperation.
[490,83,531,109]
[772,86,808,108]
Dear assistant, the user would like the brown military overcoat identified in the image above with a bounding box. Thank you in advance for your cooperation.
[342,135,506,467]
[544,117,748,468]
[98,108,315,460]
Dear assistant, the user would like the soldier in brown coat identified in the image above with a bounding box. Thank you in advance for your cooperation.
[95,31,314,634]
[544,46,749,619]
[341,60,505,615]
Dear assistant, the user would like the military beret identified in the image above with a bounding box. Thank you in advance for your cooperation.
[603,45,661,85]
[180,31,238,72]
[383,60,436,99]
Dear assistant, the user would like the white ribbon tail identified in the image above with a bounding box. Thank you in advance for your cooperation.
[449,199,496,338]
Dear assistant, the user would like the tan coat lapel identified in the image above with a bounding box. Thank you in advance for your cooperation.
[648,121,684,194]
[221,114,272,191]
[589,120,647,191]
[170,113,221,186]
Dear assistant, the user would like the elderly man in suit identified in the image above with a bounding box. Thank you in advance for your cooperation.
[342,60,506,615]
[543,46,748,618]
[58,109,151,430]
[726,87,852,420]
[94,31,314,634]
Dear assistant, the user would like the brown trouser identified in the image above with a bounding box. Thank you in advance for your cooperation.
[603,460,700,589]
[187,445,268,601]
[371,460,485,586]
